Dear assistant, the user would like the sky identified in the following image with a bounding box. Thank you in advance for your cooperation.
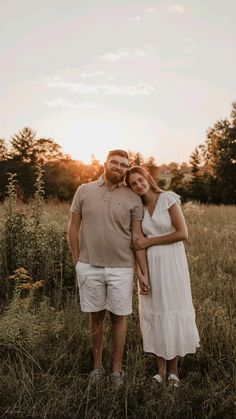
[0,0,236,164]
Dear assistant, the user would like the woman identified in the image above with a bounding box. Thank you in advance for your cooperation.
[126,166,200,387]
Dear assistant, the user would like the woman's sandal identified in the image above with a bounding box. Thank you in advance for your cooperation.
[167,373,180,388]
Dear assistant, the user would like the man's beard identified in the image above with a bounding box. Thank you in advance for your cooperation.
[105,167,125,184]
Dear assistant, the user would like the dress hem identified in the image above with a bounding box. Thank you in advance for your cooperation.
[143,344,200,360]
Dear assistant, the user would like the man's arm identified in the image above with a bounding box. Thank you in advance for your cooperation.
[68,212,81,266]
[131,220,150,294]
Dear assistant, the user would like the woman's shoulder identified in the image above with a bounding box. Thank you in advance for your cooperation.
[160,191,181,209]
[161,190,180,198]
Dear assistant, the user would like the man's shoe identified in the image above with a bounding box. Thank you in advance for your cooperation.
[89,367,105,383]
[110,370,125,389]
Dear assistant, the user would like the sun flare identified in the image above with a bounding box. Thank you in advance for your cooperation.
[53,112,149,163]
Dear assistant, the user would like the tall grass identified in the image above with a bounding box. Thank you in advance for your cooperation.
[0,187,235,418]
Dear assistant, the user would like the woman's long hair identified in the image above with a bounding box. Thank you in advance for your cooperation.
[125,166,163,193]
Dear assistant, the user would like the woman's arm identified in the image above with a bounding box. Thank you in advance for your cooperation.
[133,203,188,250]
[131,220,150,294]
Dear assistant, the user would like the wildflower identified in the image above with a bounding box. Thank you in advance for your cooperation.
[7,267,32,282]
[14,268,29,275]
[17,283,32,290]
[32,280,45,289]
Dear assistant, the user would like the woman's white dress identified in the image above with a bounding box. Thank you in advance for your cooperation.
[140,191,200,359]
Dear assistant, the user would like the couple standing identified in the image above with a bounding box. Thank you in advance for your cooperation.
[68,149,200,388]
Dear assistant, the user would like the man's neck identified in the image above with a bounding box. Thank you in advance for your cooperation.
[103,174,121,189]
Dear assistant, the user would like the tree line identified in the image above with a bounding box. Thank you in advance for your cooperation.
[0,103,235,204]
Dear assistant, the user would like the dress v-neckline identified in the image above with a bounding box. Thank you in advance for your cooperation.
[146,192,162,218]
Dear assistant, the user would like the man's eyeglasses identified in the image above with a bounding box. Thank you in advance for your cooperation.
[109,159,129,170]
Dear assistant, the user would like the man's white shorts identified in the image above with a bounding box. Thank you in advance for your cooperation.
[75,262,134,315]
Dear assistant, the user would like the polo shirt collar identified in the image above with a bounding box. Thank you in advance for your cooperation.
[98,175,124,189]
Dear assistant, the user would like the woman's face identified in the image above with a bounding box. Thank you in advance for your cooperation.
[128,172,150,195]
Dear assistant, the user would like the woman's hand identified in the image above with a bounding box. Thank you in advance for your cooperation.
[133,235,151,250]
[138,272,151,295]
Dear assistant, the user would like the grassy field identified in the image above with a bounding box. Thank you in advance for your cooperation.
[0,196,235,418]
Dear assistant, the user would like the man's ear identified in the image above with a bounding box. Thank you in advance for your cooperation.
[104,162,107,169]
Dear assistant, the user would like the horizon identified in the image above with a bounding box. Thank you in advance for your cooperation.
[3,128,195,166]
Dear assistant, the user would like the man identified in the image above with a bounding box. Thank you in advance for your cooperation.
[68,149,149,387]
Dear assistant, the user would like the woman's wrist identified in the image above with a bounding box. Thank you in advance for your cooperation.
[149,237,154,247]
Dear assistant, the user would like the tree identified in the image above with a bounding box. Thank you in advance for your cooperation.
[128,151,144,166]
[204,103,236,203]
[180,162,191,174]
[168,162,179,172]
[186,102,236,204]
[143,156,159,179]
[189,146,208,202]
[0,128,71,200]
[44,160,81,200]
[10,127,37,163]
[0,139,8,160]
[34,138,66,164]
[9,127,68,165]
[169,168,189,201]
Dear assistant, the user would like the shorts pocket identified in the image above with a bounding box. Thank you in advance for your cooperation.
[76,262,89,304]
[75,261,89,274]
[77,273,87,304]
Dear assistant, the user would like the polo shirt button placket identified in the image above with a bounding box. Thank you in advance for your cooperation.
[104,191,111,202]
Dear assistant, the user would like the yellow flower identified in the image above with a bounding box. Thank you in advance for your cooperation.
[14,268,29,275]
[32,280,45,289]
[17,283,32,290]
[7,267,32,282]
[7,275,16,281]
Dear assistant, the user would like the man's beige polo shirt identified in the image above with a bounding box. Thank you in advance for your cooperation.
[70,175,143,267]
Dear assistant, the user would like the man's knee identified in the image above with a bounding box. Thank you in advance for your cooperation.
[90,310,106,325]
[109,312,126,324]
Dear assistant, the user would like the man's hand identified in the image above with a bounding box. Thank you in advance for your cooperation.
[73,257,80,267]
[137,272,150,295]
[133,235,151,250]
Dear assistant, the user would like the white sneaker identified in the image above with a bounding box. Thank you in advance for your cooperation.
[110,370,125,389]
[89,367,105,383]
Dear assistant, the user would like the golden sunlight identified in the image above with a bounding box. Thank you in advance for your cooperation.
[61,116,132,163]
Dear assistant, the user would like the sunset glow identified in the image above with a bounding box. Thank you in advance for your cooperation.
[1,1,235,164]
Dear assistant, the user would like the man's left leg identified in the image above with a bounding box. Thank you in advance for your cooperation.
[106,266,134,384]
[109,312,126,373]
[90,310,106,369]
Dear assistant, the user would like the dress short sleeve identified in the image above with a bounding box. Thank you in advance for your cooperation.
[162,191,181,210]
[130,195,144,220]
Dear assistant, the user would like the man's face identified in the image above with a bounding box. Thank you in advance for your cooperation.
[104,155,129,184]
